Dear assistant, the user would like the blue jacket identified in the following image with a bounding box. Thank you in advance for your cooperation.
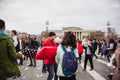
[83,44,94,57]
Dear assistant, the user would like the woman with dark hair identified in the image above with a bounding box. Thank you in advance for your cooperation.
[107,38,117,62]
[55,31,79,80]
[61,32,77,48]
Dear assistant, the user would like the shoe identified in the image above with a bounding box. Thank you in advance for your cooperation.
[76,76,79,79]
[89,68,94,71]
[28,64,33,67]
[82,68,86,71]
[96,57,98,59]
[16,74,21,78]
[33,65,36,67]
[19,63,23,66]
[107,74,113,80]
[12,76,16,79]
[79,61,81,64]
[12,74,21,79]
[42,70,47,73]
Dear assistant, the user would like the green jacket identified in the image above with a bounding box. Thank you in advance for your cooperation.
[0,34,20,78]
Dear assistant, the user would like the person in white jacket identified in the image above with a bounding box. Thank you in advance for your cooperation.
[10,30,20,52]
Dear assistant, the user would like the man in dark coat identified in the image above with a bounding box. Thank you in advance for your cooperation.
[92,39,98,59]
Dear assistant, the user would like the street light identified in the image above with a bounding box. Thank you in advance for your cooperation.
[107,21,111,42]
[45,20,49,37]
[46,20,49,32]
[107,21,111,27]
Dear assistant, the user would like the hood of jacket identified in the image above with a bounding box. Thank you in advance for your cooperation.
[0,34,10,41]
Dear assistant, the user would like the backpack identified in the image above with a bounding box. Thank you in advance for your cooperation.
[61,45,78,77]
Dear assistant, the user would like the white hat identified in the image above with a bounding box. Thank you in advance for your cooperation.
[54,37,62,44]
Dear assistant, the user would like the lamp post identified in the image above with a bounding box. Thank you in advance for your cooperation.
[45,20,49,37]
[107,21,111,40]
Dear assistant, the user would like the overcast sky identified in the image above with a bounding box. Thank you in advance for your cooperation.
[0,0,120,34]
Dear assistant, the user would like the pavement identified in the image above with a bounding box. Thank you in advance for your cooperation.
[7,54,115,80]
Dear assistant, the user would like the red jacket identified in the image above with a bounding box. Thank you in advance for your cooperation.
[43,38,56,65]
[78,43,83,54]
[35,46,57,60]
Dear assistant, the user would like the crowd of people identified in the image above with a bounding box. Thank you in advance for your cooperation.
[0,19,120,80]
[0,19,40,80]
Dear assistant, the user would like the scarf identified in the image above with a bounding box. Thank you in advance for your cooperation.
[0,30,6,35]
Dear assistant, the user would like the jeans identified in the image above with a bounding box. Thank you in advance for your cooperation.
[54,64,58,80]
[47,64,58,80]
[42,61,47,72]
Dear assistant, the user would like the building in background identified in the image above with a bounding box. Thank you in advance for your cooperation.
[41,26,105,40]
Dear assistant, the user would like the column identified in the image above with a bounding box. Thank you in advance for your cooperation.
[73,32,75,35]
[77,32,79,40]
[80,32,82,40]
[76,32,77,40]
[78,32,80,40]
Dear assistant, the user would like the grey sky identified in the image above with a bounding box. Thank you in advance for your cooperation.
[0,0,120,34]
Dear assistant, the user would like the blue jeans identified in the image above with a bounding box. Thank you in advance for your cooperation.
[47,64,58,80]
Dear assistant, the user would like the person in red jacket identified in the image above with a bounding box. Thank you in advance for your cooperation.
[43,32,58,80]
[77,40,84,63]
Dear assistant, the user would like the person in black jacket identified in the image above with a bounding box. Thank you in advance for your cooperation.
[18,35,26,65]
[26,35,39,67]
[92,39,98,59]
[83,39,94,71]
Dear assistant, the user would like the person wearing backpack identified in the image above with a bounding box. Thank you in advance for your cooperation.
[55,31,79,80]
[82,39,94,71]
